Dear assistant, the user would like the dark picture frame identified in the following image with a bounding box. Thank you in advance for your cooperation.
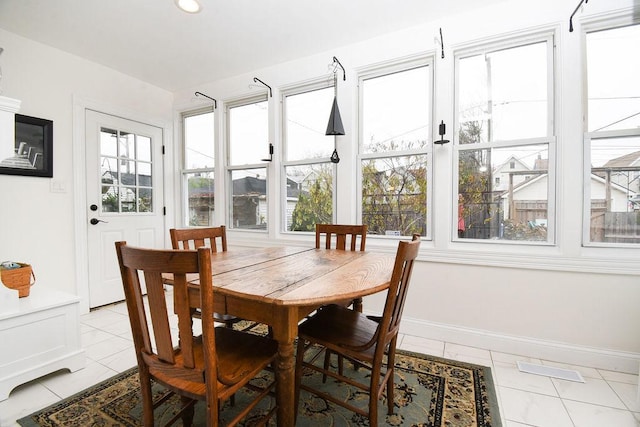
[0,114,53,177]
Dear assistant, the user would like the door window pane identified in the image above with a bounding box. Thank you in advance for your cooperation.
[99,127,154,214]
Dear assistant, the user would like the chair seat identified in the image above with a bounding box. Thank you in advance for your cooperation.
[298,304,380,363]
[146,328,277,401]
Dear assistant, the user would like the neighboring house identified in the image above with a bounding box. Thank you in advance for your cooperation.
[492,155,533,192]
[597,150,640,195]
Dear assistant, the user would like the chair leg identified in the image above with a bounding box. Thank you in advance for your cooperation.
[139,370,155,427]
[180,396,195,427]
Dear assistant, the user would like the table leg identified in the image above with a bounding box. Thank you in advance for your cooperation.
[271,308,297,427]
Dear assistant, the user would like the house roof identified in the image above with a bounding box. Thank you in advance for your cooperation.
[603,150,640,168]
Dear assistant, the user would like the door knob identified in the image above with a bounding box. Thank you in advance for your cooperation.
[90,204,98,211]
[90,218,108,225]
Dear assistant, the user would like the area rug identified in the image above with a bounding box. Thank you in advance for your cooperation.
[18,348,501,426]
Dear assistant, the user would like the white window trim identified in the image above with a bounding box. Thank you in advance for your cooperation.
[280,78,338,234]
[356,54,435,241]
[179,106,215,228]
[580,12,640,249]
[452,29,558,246]
[225,93,270,233]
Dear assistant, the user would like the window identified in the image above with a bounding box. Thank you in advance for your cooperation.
[180,109,215,226]
[282,83,336,232]
[227,96,269,230]
[584,22,640,246]
[100,128,153,213]
[455,34,555,242]
[359,60,432,238]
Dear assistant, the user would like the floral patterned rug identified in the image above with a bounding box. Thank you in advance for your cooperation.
[18,348,501,426]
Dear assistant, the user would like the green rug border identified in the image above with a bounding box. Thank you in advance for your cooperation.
[17,349,502,426]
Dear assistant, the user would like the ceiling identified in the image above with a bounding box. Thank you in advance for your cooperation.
[0,0,505,92]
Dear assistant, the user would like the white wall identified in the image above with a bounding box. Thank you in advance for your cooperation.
[172,0,640,372]
[0,29,173,299]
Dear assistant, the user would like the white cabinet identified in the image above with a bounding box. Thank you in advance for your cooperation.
[0,288,85,400]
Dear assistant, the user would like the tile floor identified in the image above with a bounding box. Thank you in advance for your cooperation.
[1,292,638,427]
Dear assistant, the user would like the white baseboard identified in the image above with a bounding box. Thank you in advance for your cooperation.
[396,316,640,374]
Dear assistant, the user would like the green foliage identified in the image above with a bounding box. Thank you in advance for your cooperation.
[290,171,333,231]
[361,139,427,236]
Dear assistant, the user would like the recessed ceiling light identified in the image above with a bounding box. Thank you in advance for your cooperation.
[175,0,202,14]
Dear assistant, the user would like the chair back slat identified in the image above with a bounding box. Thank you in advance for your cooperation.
[380,234,421,341]
[170,226,227,253]
[315,224,367,252]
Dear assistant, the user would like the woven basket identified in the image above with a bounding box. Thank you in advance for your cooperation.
[0,263,35,297]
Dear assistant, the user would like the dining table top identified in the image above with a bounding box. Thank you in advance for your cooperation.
[185,245,395,307]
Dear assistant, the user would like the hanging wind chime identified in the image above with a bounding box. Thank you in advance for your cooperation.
[326,56,345,163]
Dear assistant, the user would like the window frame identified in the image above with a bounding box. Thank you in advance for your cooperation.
[225,94,270,233]
[280,78,338,234]
[356,54,435,240]
[453,29,558,245]
[179,106,215,227]
[581,15,640,248]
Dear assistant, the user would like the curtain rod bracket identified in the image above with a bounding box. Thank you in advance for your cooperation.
[569,0,589,32]
[253,77,272,97]
[332,56,346,81]
[195,91,217,109]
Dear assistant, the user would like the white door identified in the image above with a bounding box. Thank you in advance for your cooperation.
[85,110,165,308]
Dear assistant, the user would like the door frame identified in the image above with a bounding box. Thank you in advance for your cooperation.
[72,96,173,314]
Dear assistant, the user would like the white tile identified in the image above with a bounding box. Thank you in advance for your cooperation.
[83,335,133,362]
[564,400,640,427]
[443,343,493,366]
[541,360,602,380]
[498,386,573,427]
[552,377,626,409]
[504,421,537,427]
[493,362,558,396]
[0,382,59,426]
[608,381,640,412]
[38,360,118,399]
[398,334,445,357]
[491,351,543,366]
[80,326,114,347]
[98,348,138,373]
[80,309,129,330]
[598,369,638,386]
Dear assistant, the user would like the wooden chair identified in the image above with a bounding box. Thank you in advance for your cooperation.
[115,241,277,426]
[315,224,368,376]
[294,234,421,425]
[169,226,241,329]
[315,224,367,312]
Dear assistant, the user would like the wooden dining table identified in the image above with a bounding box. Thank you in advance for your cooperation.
[175,245,395,427]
